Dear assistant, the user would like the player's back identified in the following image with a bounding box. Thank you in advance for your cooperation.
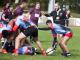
[52,23,71,34]
[15,15,31,29]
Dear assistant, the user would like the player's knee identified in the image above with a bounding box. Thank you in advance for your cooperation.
[16,35,25,41]
[33,37,38,42]
[59,41,65,46]
[16,36,22,41]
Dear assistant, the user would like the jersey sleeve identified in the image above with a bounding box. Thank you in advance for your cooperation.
[51,30,57,37]
[13,25,19,32]
[15,18,21,26]
[13,18,21,32]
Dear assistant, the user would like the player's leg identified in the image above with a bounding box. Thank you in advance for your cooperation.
[20,38,26,46]
[30,22,38,43]
[59,36,69,52]
[52,33,64,53]
[31,27,46,56]
[33,37,46,56]
[52,34,58,50]
[20,37,31,46]
[13,27,34,56]
[13,32,26,56]
[59,32,72,57]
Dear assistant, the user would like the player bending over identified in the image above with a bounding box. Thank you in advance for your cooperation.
[12,14,46,56]
[46,20,73,57]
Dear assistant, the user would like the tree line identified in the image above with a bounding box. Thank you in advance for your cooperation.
[0,0,80,12]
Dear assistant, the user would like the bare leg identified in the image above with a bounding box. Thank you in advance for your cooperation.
[15,32,26,49]
[20,38,26,46]
[33,37,46,56]
[59,36,70,53]
[14,32,26,56]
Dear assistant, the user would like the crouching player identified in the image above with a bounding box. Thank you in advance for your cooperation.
[46,20,73,57]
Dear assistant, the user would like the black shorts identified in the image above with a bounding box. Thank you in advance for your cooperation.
[22,27,38,37]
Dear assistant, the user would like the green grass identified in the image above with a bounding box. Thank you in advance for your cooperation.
[0,27,80,60]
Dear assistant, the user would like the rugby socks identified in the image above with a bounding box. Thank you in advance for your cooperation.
[25,48,28,55]
[52,37,58,50]
[42,49,46,56]
[13,49,18,56]
[2,49,8,54]
[61,52,71,57]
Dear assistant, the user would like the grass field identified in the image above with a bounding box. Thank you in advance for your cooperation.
[0,27,80,60]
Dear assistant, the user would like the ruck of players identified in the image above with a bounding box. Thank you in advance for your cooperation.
[0,0,73,57]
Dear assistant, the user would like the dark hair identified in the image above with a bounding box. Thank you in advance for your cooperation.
[35,2,41,9]
[13,6,23,16]
[2,30,10,38]
[46,20,52,24]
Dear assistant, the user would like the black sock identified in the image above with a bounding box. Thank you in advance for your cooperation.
[52,37,58,50]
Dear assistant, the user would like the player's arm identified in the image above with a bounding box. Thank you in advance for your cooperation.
[52,31,58,50]
[44,14,51,17]
[8,19,14,27]
[13,24,19,32]
[38,27,50,31]
[44,11,54,17]
[12,19,20,32]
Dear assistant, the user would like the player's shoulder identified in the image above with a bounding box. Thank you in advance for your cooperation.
[17,15,24,20]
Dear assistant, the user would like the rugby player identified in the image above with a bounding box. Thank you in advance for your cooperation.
[0,21,12,54]
[12,14,46,56]
[46,20,73,57]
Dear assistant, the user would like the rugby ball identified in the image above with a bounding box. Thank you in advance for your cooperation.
[46,47,55,55]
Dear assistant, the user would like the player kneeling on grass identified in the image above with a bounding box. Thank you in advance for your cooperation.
[46,20,73,57]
